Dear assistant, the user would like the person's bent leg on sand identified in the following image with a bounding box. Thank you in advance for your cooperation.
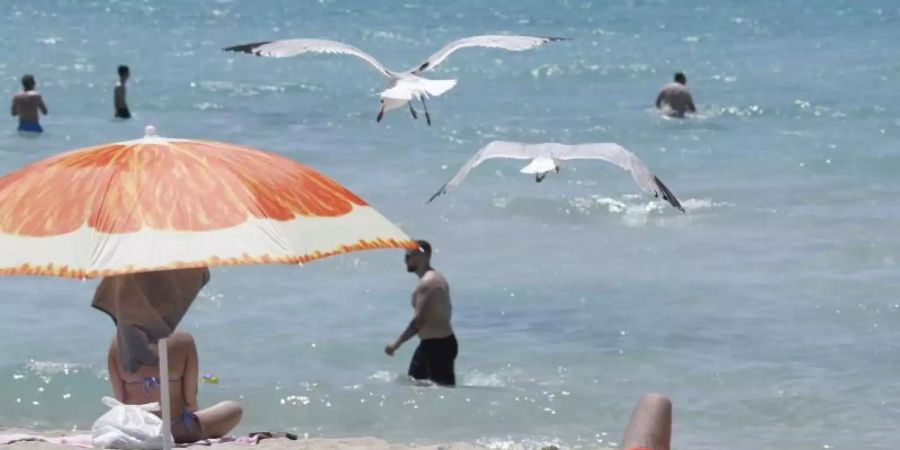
[194,400,243,439]
[621,393,672,450]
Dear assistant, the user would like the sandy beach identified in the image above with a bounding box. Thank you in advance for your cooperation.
[1,429,495,450]
[1,428,617,450]
[5,439,481,450]
[0,428,618,450]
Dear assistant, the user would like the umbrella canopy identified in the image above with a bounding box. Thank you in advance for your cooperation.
[0,126,415,278]
[0,126,416,448]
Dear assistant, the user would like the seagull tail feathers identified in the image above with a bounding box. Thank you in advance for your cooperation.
[422,79,458,97]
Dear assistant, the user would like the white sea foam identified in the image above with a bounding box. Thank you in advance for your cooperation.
[26,361,85,376]
[193,102,224,111]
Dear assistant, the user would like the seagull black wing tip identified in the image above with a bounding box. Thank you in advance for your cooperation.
[426,187,449,205]
[543,36,572,42]
[222,41,272,55]
[652,175,684,213]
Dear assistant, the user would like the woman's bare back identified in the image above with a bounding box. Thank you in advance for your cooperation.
[108,331,200,440]
[107,330,241,443]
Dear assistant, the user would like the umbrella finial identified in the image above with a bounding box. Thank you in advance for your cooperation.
[144,125,157,138]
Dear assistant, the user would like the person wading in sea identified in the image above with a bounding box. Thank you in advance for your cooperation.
[385,240,459,386]
[655,72,696,118]
[11,74,48,134]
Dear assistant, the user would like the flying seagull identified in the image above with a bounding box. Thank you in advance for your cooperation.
[428,141,685,212]
[223,35,567,125]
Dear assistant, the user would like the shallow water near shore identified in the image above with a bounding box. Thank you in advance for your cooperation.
[1,1,900,449]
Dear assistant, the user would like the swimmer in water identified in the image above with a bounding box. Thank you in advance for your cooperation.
[11,74,48,134]
[114,65,131,119]
[385,240,458,386]
[655,72,696,118]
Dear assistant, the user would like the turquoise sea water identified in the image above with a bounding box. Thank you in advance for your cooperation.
[1,1,899,449]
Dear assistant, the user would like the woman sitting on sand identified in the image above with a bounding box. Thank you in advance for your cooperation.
[107,330,243,443]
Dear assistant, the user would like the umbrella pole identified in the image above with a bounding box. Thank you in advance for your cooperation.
[159,337,173,450]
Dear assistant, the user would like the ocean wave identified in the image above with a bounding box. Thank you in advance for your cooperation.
[477,436,595,450]
[685,99,884,121]
[680,104,766,120]
[710,73,739,83]
[650,99,871,122]
[191,80,323,97]
[461,369,510,388]
[192,102,224,111]
[195,290,226,308]
[529,61,657,80]
[26,360,87,376]
[367,370,394,383]
[279,394,311,406]
[563,194,728,226]
[366,368,516,388]
[573,194,726,213]
[791,99,847,118]
[482,193,695,226]
[530,64,565,79]
[362,30,416,44]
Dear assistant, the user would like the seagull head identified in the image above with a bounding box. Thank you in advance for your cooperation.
[376,97,408,122]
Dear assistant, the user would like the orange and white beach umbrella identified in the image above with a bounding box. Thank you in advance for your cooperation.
[0,126,416,278]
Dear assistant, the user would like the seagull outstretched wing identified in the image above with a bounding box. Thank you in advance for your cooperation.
[428,141,684,212]
[427,141,542,203]
[224,39,395,78]
[554,143,684,212]
[411,35,568,74]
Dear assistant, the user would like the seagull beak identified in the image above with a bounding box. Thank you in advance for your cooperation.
[376,105,385,122]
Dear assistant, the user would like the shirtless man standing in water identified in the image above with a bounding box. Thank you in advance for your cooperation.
[385,240,458,386]
[655,72,696,118]
[11,74,48,133]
